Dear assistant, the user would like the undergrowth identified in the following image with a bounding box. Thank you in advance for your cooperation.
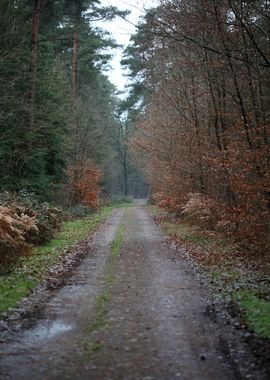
[0,206,114,313]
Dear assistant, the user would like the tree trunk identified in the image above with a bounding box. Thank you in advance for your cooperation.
[69,29,79,205]
[123,153,128,196]
[71,30,78,100]
[29,0,41,136]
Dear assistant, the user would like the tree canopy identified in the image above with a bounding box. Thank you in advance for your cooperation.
[124,0,270,250]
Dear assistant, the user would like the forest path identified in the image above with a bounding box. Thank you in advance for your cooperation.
[0,203,253,379]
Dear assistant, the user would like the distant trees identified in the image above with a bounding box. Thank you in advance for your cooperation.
[112,116,131,197]
[106,104,149,199]
[125,0,270,249]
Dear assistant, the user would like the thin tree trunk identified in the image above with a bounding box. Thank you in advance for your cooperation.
[213,1,252,148]
[71,30,78,100]
[69,29,79,206]
[29,0,41,136]
[190,74,205,193]
[123,152,128,196]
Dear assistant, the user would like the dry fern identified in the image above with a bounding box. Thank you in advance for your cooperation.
[0,207,27,266]
[181,193,220,229]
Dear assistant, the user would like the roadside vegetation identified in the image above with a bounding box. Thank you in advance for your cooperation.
[148,204,270,340]
[0,204,117,313]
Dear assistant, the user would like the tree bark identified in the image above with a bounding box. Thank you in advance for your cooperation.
[29,0,41,135]
[71,30,78,100]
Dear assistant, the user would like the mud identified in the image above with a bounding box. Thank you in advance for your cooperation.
[0,203,267,379]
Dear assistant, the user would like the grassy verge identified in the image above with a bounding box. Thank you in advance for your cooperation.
[0,206,114,313]
[148,205,270,339]
[233,292,270,338]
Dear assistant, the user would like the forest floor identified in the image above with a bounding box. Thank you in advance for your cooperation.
[0,201,269,379]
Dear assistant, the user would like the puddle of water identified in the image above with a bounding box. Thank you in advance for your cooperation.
[25,320,73,342]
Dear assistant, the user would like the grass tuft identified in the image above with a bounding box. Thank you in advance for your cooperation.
[85,292,112,333]
[105,223,125,285]
[234,292,270,338]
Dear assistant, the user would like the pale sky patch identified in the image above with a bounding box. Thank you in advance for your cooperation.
[94,0,158,93]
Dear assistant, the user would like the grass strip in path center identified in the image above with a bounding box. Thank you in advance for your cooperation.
[85,218,126,334]
[105,222,125,285]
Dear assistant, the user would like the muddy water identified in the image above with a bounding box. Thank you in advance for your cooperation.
[0,204,259,379]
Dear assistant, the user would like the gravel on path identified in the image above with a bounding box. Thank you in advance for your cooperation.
[0,203,266,380]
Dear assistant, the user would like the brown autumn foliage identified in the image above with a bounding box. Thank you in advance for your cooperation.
[130,0,270,251]
[181,193,221,230]
[0,192,64,267]
[68,160,102,210]
[0,206,38,266]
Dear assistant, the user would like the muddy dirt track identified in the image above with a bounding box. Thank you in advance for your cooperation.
[0,203,266,379]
